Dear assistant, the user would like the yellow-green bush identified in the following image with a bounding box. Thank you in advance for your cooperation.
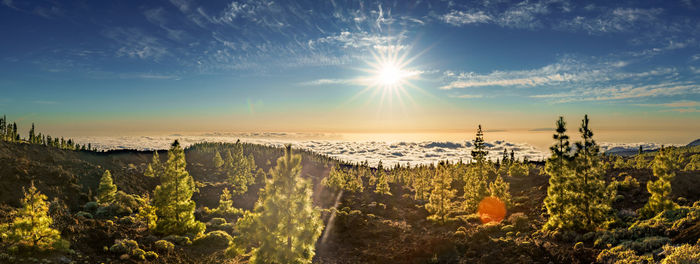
[163,235,192,246]
[661,244,700,264]
[596,246,653,264]
[154,240,174,252]
[193,231,232,251]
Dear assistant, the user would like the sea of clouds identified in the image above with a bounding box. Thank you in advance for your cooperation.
[72,133,669,167]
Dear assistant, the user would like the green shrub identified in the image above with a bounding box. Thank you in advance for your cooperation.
[83,202,99,213]
[611,174,640,191]
[507,213,529,231]
[144,251,158,260]
[163,235,192,246]
[117,216,136,225]
[209,218,227,226]
[614,194,625,203]
[661,244,700,264]
[154,240,174,252]
[508,163,529,177]
[619,236,670,254]
[75,211,93,219]
[463,214,482,224]
[597,246,654,264]
[109,239,139,255]
[132,248,146,260]
[193,231,232,251]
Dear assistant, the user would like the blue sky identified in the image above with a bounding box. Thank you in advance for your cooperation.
[0,0,698,138]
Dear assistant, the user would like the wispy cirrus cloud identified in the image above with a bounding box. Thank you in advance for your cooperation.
[143,8,188,41]
[102,28,170,60]
[298,78,369,86]
[440,58,676,90]
[441,10,492,25]
[448,94,483,99]
[557,7,663,34]
[530,82,700,102]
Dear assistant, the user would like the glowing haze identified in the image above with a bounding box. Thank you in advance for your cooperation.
[0,0,698,147]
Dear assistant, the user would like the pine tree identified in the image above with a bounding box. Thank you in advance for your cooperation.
[570,115,613,231]
[640,147,681,218]
[144,151,161,178]
[232,145,323,264]
[152,140,205,236]
[137,194,157,231]
[471,125,488,163]
[213,151,224,168]
[215,188,238,215]
[489,174,511,206]
[634,147,648,169]
[413,166,431,200]
[322,165,346,190]
[96,170,117,204]
[464,125,490,212]
[0,115,5,140]
[374,161,391,195]
[345,169,364,193]
[224,145,256,195]
[425,163,456,224]
[543,116,575,230]
[0,183,67,251]
[613,155,627,169]
[29,123,36,143]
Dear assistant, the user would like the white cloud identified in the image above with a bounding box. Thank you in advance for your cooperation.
[531,82,700,102]
[103,28,170,60]
[143,8,187,41]
[298,78,369,86]
[309,31,405,50]
[440,57,679,91]
[72,134,548,167]
[441,10,492,25]
[557,8,662,34]
[449,94,484,99]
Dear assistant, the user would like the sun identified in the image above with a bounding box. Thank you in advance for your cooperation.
[377,62,403,86]
[343,43,428,113]
[364,46,420,90]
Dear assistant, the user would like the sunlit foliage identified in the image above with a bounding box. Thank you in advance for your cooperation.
[96,170,117,204]
[640,147,682,218]
[543,116,575,230]
[570,115,614,231]
[425,162,456,224]
[152,140,205,236]
[232,145,323,264]
[0,183,68,252]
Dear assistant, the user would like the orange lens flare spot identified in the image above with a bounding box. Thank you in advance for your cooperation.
[477,196,506,224]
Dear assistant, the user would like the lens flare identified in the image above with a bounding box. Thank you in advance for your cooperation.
[477,196,506,224]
